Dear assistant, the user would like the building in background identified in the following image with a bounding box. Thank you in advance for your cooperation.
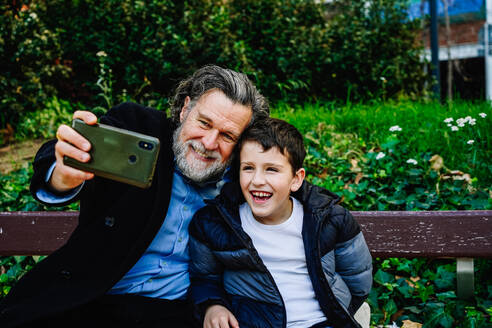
[409,0,485,99]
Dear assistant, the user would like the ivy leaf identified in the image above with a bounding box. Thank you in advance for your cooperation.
[438,313,454,328]
[383,299,397,317]
[436,291,456,301]
[374,269,394,285]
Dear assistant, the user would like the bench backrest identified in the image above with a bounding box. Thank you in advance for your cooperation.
[0,211,491,257]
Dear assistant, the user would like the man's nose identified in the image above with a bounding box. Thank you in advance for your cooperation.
[202,130,219,150]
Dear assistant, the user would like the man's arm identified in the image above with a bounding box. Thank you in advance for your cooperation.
[30,111,96,206]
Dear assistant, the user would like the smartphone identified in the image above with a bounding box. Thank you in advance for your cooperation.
[63,119,160,189]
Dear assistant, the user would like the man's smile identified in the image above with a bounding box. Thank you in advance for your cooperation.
[189,142,218,162]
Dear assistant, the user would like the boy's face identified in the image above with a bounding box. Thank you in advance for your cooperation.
[239,141,305,225]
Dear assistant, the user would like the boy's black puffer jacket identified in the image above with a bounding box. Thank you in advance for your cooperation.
[189,181,372,328]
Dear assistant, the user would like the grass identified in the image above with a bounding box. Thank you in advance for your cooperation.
[272,99,491,189]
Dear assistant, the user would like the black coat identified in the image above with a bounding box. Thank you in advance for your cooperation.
[0,103,176,327]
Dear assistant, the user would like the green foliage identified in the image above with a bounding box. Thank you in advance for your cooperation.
[369,258,492,327]
[0,163,78,212]
[274,100,491,202]
[0,2,71,132]
[0,255,45,298]
[1,0,429,136]
[15,96,83,140]
[325,0,431,101]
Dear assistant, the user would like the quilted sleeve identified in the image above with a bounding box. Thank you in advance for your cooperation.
[188,208,230,323]
[334,208,373,315]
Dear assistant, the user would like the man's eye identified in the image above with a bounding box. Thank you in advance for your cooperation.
[199,120,210,127]
[222,134,235,142]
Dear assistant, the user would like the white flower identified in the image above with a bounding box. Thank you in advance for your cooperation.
[376,152,385,160]
[447,123,452,127]
[96,51,107,57]
[389,125,402,132]
[443,118,453,123]
[469,119,476,125]
[29,13,37,20]
[406,159,418,165]
[451,126,459,131]
[456,118,466,126]
[479,112,487,118]
[467,140,474,145]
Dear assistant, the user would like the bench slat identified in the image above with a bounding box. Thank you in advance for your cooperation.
[0,211,491,257]
[353,211,492,258]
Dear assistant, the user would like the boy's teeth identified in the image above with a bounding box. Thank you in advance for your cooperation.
[252,191,271,197]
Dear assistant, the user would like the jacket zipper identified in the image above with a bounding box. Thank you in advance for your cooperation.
[214,203,288,328]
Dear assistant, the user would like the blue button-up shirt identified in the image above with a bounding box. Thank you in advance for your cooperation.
[108,169,222,299]
[37,163,225,300]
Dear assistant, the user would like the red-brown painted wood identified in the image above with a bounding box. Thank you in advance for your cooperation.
[353,211,492,258]
[0,211,491,257]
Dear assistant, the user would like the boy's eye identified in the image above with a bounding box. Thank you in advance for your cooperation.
[241,165,253,171]
[266,167,279,172]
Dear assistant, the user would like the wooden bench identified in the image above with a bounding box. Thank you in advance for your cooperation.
[1,210,491,300]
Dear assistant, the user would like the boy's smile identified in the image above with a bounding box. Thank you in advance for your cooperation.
[239,141,305,225]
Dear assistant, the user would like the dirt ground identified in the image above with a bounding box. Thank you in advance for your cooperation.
[0,139,47,174]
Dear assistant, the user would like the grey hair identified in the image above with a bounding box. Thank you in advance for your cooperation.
[170,65,269,127]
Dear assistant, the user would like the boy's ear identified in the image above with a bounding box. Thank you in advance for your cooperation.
[290,168,305,192]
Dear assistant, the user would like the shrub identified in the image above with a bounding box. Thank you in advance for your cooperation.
[2,0,430,138]
[0,2,70,133]
[324,0,431,101]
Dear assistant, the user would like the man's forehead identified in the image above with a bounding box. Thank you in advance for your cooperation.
[195,101,252,133]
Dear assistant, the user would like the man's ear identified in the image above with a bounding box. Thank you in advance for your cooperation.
[290,168,305,192]
[179,96,191,123]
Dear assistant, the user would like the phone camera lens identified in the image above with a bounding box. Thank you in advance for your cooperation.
[139,141,154,150]
[128,155,137,164]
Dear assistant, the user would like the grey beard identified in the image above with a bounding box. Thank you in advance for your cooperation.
[172,126,230,183]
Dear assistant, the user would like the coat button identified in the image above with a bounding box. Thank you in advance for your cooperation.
[60,269,71,279]
[105,216,115,227]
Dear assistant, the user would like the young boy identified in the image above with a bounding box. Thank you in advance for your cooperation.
[189,118,372,328]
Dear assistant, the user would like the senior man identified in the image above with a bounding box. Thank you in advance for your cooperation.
[0,65,268,327]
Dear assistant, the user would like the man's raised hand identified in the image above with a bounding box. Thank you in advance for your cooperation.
[49,110,97,192]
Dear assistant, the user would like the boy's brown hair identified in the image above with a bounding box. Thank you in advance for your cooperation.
[236,117,306,174]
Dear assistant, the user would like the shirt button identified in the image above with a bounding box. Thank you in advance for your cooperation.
[148,278,153,282]
[105,216,115,227]
[60,269,71,279]
[178,237,183,242]
[183,206,188,211]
